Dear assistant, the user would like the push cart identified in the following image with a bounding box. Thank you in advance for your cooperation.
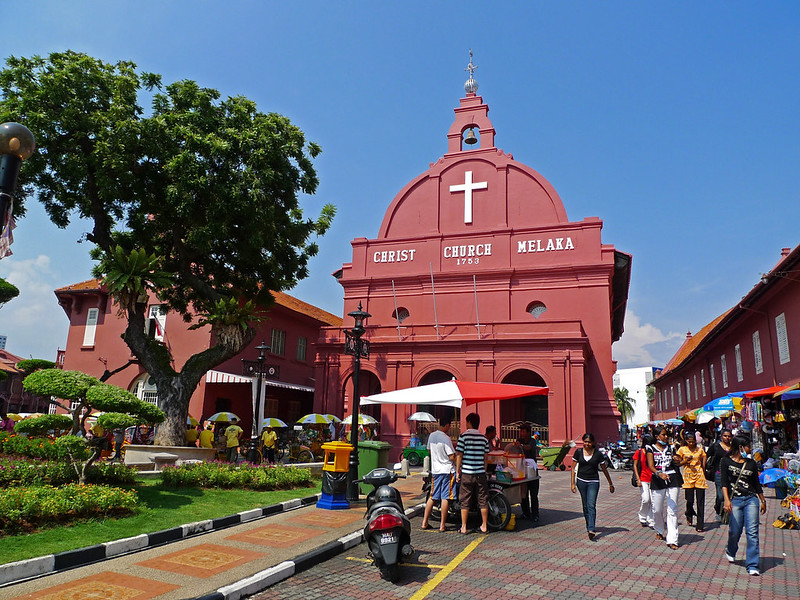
[540,441,573,471]
[400,445,429,466]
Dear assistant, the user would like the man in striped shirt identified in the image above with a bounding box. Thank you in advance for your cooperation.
[455,412,490,534]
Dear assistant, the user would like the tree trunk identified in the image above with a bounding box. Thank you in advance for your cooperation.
[122,303,255,446]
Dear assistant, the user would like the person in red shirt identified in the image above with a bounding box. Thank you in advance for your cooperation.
[634,435,655,528]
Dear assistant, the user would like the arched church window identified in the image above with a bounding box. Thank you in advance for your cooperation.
[130,374,159,406]
[392,307,410,322]
[526,301,547,319]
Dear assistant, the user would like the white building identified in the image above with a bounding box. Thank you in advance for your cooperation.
[613,366,660,430]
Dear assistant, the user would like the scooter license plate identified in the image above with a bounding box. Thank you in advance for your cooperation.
[379,533,397,545]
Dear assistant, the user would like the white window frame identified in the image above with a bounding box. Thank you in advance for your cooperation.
[670,386,675,407]
[710,363,717,395]
[147,305,166,342]
[83,307,99,347]
[734,344,743,382]
[270,328,286,356]
[776,313,791,365]
[677,384,682,405]
[721,355,729,389]
[693,375,698,401]
[753,330,763,375]
[701,369,706,397]
[131,375,159,406]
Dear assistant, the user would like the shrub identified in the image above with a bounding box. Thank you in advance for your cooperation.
[0,457,136,487]
[160,461,314,490]
[0,484,138,533]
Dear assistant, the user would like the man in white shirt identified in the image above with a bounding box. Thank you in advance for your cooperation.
[421,416,456,532]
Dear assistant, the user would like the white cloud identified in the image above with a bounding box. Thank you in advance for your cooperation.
[613,310,684,369]
[0,254,68,360]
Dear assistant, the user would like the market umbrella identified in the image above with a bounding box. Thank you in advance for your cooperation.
[342,413,379,426]
[297,413,334,425]
[759,468,788,487]
[662,418,684,425]
[187,415,199,427]
[696,412,719,424]
[207,411,239,423]
[261,417,288,428]
[361,379,549,408]
[324,414,342,423]
[702,394,744,413]
[408,411,437,422]
[6,413,22,421]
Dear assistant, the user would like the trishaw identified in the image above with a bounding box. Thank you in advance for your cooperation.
[400,445,429,466]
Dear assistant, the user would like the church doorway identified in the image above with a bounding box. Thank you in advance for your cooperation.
[416,369,457,427]
[501,369,549,444]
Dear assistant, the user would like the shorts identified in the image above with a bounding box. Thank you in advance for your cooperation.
[459,472,489,509]
[432,473,457,500]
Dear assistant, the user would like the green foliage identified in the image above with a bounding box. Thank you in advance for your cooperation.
[189,297,259,331]
[0,484,138,533]
[53,435,91,461]
[0,432,65,460]
[85,382,165,425]
[16,359,56,373]
[12,414,72,436]
[0,456,136,487]
[1,51,335,445]
[23,369,98,400]
[0,371,6,382]
[160,461,314,490]
[0,277,19,306]
[614,387,636,425]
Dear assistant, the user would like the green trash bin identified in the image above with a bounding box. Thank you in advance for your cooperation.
[358,440,392,494]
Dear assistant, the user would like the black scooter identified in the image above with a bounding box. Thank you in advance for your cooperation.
[355,467,414,583]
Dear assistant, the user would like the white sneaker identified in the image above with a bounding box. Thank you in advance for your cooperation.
[748,569,760,576]
[724,551,735,563]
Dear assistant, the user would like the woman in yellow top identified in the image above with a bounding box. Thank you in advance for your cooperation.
[261,426,278,464]
[676,434,707,532]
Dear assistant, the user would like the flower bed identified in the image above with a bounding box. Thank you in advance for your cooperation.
[0,484,138,533]
[160,461,315,490]
[0,432,73,461]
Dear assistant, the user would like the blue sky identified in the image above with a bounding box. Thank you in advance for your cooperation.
[1,2,798,370]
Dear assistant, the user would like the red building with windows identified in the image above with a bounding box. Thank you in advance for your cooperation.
[54,279,341,433]
[314,71,631,448]
[650,245,800,420]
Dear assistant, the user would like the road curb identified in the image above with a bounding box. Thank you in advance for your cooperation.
[195,502,425,600]
[0,493,323,587]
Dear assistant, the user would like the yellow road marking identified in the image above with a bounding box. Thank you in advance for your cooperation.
[345,556,447,568]
[409,535,487,600]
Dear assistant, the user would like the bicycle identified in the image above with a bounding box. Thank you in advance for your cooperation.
[421,473,512,531]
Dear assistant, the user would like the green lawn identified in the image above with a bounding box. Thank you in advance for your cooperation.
[1,479,321,564]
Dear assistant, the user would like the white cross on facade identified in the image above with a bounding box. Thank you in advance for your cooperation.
[449,170,488,224]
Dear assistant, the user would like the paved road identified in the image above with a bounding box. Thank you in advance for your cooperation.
[255,469,798,600]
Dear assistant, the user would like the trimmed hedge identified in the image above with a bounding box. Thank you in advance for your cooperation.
[0,457,136,487]
[0,484,138,533]
[0,432,82,461]
[160,461,315,490]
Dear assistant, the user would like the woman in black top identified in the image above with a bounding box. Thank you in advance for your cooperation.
[570,432,614,539]
[647,426,683,549]
[707,429,732,517]
[721,436,766,576]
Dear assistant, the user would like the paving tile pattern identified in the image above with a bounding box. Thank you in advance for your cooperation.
[259,469,799,600]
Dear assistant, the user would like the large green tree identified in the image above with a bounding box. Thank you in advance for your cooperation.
[614,386,636,426]
[0,52,334,445]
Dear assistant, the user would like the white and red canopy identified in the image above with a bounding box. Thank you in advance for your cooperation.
[360,379,548,409]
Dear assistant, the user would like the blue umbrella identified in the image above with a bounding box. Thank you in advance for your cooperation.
[702,394,744,413]
[759,468,788,487]
[663,418,683,425]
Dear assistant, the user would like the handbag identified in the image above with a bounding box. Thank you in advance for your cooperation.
[704,446,719,481]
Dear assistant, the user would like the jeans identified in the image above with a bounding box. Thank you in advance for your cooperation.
[651,486,679,545]
[685,487,706,529]
[714,471,724,515]
[576,479,599,532]
[726,495,760,571]
[521,479,540,518]
[638,480,654,526]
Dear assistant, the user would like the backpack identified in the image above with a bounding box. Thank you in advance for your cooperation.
[630,449,644,487]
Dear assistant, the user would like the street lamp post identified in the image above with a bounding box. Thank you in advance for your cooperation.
[345,302,371,501]
[247,341,270,463]
[0,122,36,259]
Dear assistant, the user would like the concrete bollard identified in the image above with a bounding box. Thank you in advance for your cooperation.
[422,455,430,475]
[400,458,410,476]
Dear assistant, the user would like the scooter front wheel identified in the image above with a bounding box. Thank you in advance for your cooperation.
[379,562,400,583]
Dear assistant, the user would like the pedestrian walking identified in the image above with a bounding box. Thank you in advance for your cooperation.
[570,432,614,540]
[633,435,655,528]
[647,425,683,550]
[676,434,707,532]
[708,430,732,519]
[421,417,457,532]
[721,435,767,576]
[455,412,490,534]
[517,423,540,521]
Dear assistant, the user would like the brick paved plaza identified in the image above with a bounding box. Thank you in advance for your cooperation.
[258,469,798,600]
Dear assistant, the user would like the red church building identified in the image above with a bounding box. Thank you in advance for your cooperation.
[314,64,631,448]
